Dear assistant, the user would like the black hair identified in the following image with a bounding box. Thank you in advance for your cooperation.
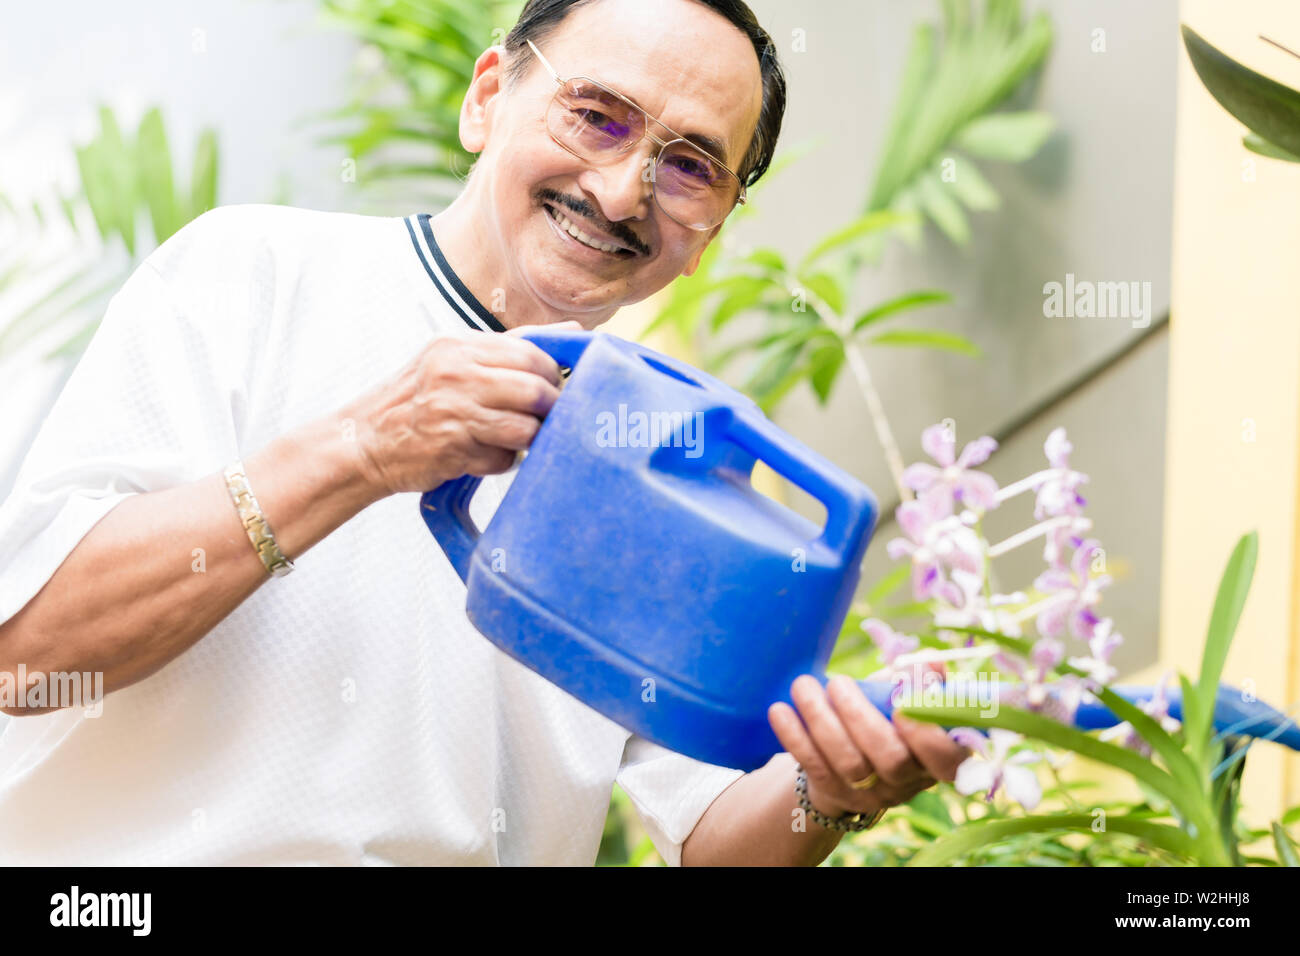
[502,0,785,188]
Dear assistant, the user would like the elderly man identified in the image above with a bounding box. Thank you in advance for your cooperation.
[0,0,967,866]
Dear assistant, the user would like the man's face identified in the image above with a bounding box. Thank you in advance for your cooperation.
[463,0,763,327]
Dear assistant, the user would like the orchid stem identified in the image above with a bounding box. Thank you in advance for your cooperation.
[842,339,911,503]
[988,514,1086,559]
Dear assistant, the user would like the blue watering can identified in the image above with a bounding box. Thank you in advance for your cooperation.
[422,329,1300,770]
[422,329,877,771]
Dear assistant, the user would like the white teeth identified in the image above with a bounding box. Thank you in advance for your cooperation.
[548,206,626,255]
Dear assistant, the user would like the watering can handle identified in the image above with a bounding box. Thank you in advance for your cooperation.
[421,329,592,581]
[516,327,593,371]
[420,477,484,581]
[724,411,877,560]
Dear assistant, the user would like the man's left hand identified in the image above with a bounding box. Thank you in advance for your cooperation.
[767,673,971,822]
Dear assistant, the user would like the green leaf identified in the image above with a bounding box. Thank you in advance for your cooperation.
[135,108,182,245]
[915,171,970,244]
[871,328,981,356]
[800,210,914,269]
[742,340,805,401]
[1191,532,1258,762]
[708,279,775,332]
[865,1,1053,240]
[1283,805,1300,826]
[190,128,219,219]
[1273,822,1300,866]
[798,271,846,316]
[898,702,1197,819]
[908,814,1198,867]
[1243,132,1300,162]
[943,154,1001,210]
[852,290,952,333]
[1182,25,1300,160]
[906,788,953,828]
[954,110,1055,161]
[741,248,787,273]
[808,341,845,403]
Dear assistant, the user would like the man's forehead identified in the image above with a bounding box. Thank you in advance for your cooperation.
[536,0,763,167]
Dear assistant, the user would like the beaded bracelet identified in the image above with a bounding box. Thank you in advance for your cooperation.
[794,764,888,832]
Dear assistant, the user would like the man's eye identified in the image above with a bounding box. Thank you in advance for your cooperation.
[575,109,627,137]
[667,154,714,182]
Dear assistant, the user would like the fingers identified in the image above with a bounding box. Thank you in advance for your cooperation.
[770,674,949,818]
[469,335,566,387]
[464,407,543,453]
[892,710,971,784]
[472,367,563,417]
[826,675,927,788]
[791,675,874,786]
[460,437,520,476]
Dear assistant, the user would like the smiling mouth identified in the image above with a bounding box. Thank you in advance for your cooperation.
[544,203,638,259]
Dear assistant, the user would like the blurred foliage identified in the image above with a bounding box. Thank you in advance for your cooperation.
[644,193,974,416]
[1181,26,1300,163]
[596,785,661,867]
[830,782,1190,867]
[866,0,1054,246]
[316,0,524,204]
[645,0,1053,421]
[0,105,217,363]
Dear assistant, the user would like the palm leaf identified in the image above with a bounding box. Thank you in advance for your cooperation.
[865,0,1054,243]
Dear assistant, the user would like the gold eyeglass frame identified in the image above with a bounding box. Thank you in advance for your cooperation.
[525,38,748,231]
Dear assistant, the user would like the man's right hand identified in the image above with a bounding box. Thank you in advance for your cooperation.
[348,323,578,496]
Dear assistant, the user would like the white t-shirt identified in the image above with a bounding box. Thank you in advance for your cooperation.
[0,203,744,865]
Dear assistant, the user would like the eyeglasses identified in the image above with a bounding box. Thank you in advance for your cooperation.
[526,39,747,232]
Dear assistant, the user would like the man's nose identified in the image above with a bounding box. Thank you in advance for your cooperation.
[576,146,654,226]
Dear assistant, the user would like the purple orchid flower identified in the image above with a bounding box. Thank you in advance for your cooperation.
[887,492,985,606]
[952,728,1042,810]
[903,423,1001,512]
[933,591,1024,644]
[1067,617,1123,688]
[862,618,920,667]
[1032,537,1111,641]
[1034,428,1089,521]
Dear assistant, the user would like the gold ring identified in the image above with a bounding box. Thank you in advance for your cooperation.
[849,772,878,791]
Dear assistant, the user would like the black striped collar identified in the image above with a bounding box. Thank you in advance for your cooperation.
[404,213,506,333]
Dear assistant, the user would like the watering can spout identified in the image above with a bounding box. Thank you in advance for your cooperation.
[852,678,1300,752]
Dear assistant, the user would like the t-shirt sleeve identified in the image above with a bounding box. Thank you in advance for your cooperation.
[614,734,745,867]
[0,248,243,628]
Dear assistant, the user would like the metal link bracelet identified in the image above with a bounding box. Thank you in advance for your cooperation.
[223,460,295,578]
[794,764,888,833]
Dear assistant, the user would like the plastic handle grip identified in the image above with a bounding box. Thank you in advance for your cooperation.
[724,410,876,559]
[419,478,484,581]
[516,327,592,369]
[420,329,592,581]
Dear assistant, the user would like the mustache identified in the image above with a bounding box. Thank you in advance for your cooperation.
[537,188,650,256]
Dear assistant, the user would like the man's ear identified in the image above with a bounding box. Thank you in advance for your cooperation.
[682,224,723,277]
[460,45,506,154]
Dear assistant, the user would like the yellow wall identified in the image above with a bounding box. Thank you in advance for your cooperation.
[1165,0,1300,821]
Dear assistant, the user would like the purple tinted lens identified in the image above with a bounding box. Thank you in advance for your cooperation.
[655,143,736,228]
[555,79,641,151]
